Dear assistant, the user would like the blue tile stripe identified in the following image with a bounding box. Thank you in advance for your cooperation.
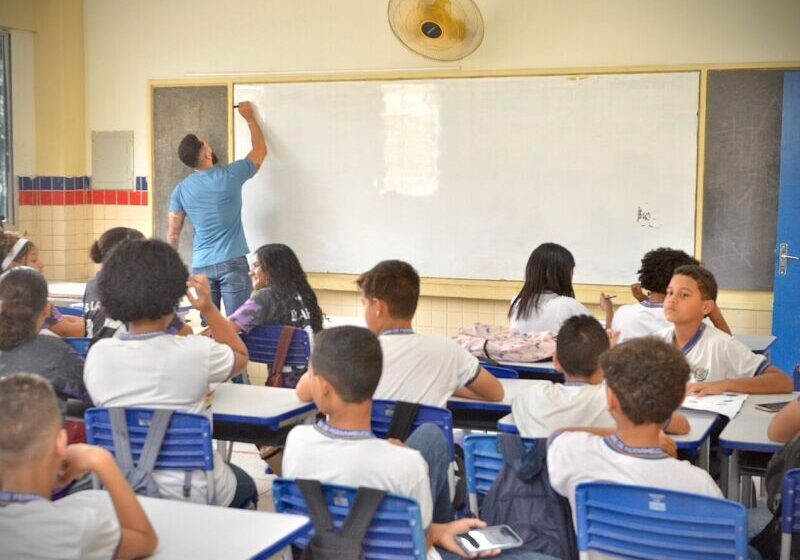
[18,176,146,191]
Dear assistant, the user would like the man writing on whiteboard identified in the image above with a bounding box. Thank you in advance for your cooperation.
[167,101,267,316]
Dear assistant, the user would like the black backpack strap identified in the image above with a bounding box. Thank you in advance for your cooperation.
[339,487,387,542]
[297,479,335,533]
[130,409,174,497]
[109,408,135,475]
[386,401,420,442]
[497,432,526,466]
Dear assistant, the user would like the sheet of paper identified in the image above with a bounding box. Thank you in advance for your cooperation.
[681,393,747,419]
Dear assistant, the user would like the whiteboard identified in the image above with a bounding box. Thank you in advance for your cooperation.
[234,73,699,285]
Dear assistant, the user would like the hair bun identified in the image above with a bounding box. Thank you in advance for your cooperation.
[89,240,104,264]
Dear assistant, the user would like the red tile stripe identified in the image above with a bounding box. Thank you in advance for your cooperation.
[20,190,148,206]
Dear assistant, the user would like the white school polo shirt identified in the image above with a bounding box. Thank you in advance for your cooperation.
[548,431,722,526]
[0,490,121,560]
[611,300,671,343]
[654,323,769,383]
[283,422,440,560]
[84,332,237,506]
[510,292,589,334]
[374,330,481,408]
[511,381,615,438]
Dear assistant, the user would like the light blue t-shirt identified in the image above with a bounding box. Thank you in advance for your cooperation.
[169,158,256,268]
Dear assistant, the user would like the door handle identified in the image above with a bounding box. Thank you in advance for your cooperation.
[779,242,799,275]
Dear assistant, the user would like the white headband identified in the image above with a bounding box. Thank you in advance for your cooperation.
[1,238,31,272]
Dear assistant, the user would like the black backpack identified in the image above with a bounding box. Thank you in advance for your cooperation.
[296,479,387,560]
[750,435,800,559]
[479,434,578,560]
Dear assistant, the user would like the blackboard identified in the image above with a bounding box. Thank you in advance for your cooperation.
[703,71,784,291]
[152,86,228,267]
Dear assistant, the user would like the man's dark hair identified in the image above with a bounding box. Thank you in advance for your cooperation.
[600,337,689,426]
[672,264,718,301]
[178,134,204,169]
[556,315,609,377]
[356,260,420,319]
[638,248,699,294]
[98,239,188,322]
[311,326,382,403]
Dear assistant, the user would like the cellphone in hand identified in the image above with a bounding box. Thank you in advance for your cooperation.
[755,401,792,413]
[456,525,523,554]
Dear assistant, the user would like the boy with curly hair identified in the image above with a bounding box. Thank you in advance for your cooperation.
[83,239,257,507]
[548,337,722,521]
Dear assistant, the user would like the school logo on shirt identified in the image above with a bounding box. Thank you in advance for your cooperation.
[692,367,710,382]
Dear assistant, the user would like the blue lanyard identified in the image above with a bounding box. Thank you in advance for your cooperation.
[380,328,415,336]
[0,491,46,505]
[315,419,374,439]
[604,434,668,459]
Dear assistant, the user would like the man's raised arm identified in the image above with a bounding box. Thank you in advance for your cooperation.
[237,101,267,169]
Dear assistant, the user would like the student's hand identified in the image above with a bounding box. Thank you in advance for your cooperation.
[599,292,614,314]
[606,328,621,348]
[186,275,215,313]
[431,519,501,558]
[630,283,647,302]
[657,431,678,458]
[56,444,112,486]
[686,381,727,397]
[237,101,256,121]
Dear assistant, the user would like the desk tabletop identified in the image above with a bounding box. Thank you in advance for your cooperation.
[59,490,310,559]
[733,334,777,354]
[447,378,539,412]
[210,383,317,431]
[719,392,797,453]
[497,409,719,453]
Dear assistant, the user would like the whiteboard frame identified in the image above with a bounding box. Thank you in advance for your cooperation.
[148,61,800,306]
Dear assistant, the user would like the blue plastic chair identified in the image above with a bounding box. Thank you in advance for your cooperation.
[273,478,427,560]
[781,468,800,559]
[84,407,217,504]
[371,400,455,462]
[575,482,748,559]
[483,365,519,379]
[462,433,536,515]
[56,305,84,317]
[64,337,91,357]
[240,325,311,370]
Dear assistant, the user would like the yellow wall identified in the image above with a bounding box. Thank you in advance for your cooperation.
[0,0,37,31]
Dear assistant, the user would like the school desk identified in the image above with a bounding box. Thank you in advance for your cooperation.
[446,378,539,430]
[497,409,721,470]
[57,489,310,559]
[734,334,777,357]
[210,383,317,448]
[719,392,798,502]
[480,360,564,382]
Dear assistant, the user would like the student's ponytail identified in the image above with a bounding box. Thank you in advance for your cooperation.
[0,268,48,351]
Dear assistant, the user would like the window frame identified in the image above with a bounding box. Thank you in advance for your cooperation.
[0,29,14,228]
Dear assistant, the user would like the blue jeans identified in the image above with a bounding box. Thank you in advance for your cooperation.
[193,256,251,317]
[406,423,453,523]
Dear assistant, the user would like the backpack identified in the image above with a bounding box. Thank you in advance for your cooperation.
[454,324,556,363]
[109,408,193,500]
[296,478,387,560]
[750,435,800,559]
[479,433,578,560]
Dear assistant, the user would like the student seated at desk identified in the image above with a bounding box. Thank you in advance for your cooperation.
[509,243,589,334]
[302,259,501,408]
[655,265,792,395]
[286,326,548,560]
[84,239,257,508]
[0,230,84,337]
[0,373,158,560]
[84,227,191,342]
[767,399,800,443]
[600,247,731,342]
[226,243,324,387]
[511,315,689,438]
[548,337,722,523]
[0,268,90,417]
